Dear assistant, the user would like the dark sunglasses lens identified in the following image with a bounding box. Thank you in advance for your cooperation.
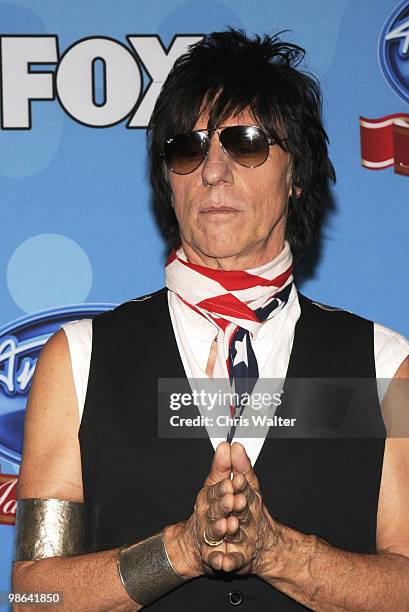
[220,126,269,167]
[164,132,207,174]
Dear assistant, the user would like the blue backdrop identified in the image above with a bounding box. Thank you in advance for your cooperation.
[0,0,408,606]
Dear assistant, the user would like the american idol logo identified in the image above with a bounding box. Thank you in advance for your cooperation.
[0,304,114,466]
[379,0,409,105]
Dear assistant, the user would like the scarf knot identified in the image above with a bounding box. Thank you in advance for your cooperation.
[165,242,294,442]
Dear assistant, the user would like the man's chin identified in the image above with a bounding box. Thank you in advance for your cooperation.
[181,231,267,266]
[186,242,251,265]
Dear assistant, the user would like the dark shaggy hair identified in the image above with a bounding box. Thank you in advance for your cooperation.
[147,28,335,262]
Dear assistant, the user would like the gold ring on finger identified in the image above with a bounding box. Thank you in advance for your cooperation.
[203,529,224,547]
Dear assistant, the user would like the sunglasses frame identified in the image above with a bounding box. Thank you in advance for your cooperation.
[162,125,280,175]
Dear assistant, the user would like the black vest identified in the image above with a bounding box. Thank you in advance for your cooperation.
[79,289,385,611]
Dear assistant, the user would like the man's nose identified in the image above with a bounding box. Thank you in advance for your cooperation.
[201,135,234,186]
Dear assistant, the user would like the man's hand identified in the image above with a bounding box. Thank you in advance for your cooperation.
[163,441,235,578]
[165,441,283,579]
[220,442,284,576]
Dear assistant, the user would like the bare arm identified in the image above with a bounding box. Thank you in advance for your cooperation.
[254,510,409,611]
[12,330,142,611]
[13,549,140,612]
[257,357,409,611]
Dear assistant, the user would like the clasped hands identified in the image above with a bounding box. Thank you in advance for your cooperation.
[165,441,280,579]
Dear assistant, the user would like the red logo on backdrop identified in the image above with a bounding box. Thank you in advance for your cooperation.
[359,2,409,177]
[360,114,409,176]
[0,473,17,524]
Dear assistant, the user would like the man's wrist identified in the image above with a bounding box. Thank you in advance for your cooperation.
[164,520,203,580]
[116,529,190,606]
[253,515,319,586]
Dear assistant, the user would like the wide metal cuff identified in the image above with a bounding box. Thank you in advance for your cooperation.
[14,498,86,561]
[116,531,185,606]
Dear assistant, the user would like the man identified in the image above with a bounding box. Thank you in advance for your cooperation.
[12,29,409,611]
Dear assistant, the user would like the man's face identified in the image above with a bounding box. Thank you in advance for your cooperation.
[168,109,293,269]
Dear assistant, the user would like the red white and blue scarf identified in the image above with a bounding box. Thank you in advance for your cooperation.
[165,242,293,442]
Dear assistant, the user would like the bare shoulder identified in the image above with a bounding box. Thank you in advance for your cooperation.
[17,329,83,502]
[392,355,409,379]
[377,356,409,556]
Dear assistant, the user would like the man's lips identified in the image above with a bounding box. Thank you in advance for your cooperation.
[199,206,240,213]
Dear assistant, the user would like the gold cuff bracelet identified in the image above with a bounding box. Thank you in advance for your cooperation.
[116,531,186,606]
[14,498,85,561]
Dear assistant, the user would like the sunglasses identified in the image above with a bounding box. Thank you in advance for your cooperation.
[162,125,280,175]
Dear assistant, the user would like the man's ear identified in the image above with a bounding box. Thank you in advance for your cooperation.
[286,164,302,199]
